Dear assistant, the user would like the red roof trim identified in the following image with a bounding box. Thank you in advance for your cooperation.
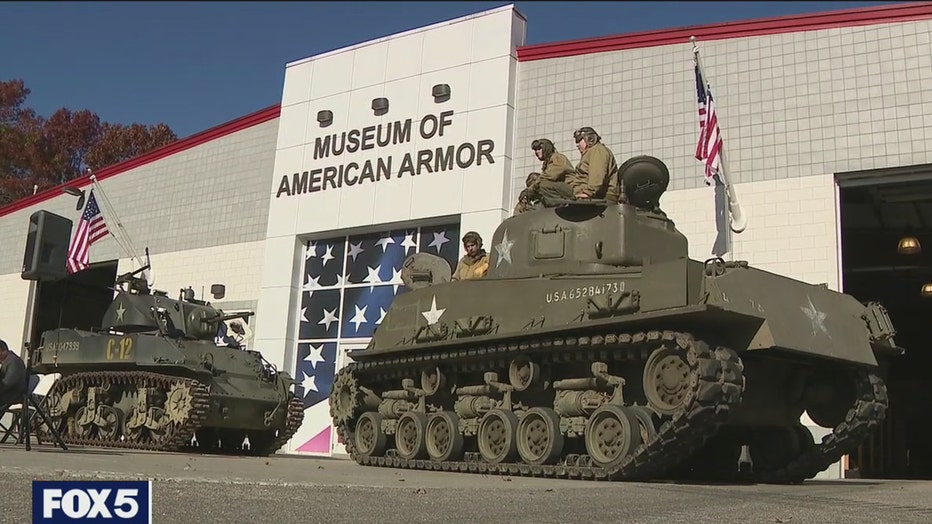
[0,104,281,218]
[517,2,932,61]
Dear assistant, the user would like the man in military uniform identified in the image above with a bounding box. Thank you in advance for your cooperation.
[531,138,577,204]
[572,127,625,204]
[513,171,541,215]
[452,231,490,281]
[0,339,26,408]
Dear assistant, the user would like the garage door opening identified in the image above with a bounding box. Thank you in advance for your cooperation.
[839,165,932,479]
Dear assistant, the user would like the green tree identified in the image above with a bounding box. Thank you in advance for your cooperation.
[0,79,178,207]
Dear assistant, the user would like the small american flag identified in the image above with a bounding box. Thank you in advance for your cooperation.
[694,63,722,183]
[66,190,110,274]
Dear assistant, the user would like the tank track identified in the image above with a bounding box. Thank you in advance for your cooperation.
[37,371,209,452]
[756,368,888,484]
[247,394,306,456]
[332,330,746,481]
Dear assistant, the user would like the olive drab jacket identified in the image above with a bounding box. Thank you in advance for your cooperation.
[574,142,623,203]
[538,152,576,186]
[452,251,490,281]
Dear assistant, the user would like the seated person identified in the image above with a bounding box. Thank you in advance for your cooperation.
[572,126,624,204]
[0,339,26,408]
[513,171,541,215]
[531,139,577,205]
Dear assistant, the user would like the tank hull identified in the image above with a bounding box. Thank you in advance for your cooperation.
[330,260,894,482]
[33,328,304,455]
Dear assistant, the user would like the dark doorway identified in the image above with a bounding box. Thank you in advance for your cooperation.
[839,166,932,479]
[29,261,118,350]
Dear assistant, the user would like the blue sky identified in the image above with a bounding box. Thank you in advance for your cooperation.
[0,1,900,138]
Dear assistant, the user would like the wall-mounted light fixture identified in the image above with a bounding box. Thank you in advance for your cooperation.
[898,235,921,255]
[432,83,451,103]
[372,97,389,116]
[62,186,86,211]
[921,282,932,297]
[317,110,333,127]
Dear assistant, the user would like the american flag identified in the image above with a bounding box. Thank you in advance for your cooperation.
[66,190,110,274]
[694,63,723,183]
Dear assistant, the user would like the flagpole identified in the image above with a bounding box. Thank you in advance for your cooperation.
[87,173,152,283]
[690,36,748,246]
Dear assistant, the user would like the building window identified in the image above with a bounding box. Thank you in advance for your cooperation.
[289,221,461,453]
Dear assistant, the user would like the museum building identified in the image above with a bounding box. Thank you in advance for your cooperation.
[2,2,932,480]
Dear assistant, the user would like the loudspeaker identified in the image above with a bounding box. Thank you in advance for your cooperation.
[22,210,73,281]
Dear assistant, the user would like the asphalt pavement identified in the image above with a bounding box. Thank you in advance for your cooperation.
[2,443,932,524]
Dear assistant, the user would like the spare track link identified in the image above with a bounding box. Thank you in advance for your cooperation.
[38,371,210,452]
[757,368,888,484]
[333,330,746,481]
[253,395,307,456]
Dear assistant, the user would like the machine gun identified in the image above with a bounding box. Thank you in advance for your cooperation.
[115,263,152,295]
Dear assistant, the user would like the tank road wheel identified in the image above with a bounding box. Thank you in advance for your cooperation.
[749,426,805,473]
[395,412,428,460]
[330,372,361,426]
[516,407,564,465]
[792,424,816,454]
[45,390,65,419]
[73,406,122,441]
[426,412,465,462]
[478,409,518,464]
[97,406,123,441]
[354,412,387,458]
[643,346,691,416]
[124,407,174,446]
[42,390,68,435]
[804,369,858,429]
[73,407,93,439]
[585,405,643,469]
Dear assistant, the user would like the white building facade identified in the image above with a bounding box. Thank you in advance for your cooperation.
[1,2,930,477]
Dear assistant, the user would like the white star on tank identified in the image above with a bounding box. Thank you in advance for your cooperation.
[421,296,446,325]
[800,296,828,336]
[495,230,515,268]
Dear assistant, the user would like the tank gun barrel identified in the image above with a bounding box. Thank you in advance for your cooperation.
[204,311,255,324]
[114,263,152,295]
[116,263,151,285]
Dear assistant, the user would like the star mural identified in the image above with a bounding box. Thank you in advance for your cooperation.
[292,223,461,454]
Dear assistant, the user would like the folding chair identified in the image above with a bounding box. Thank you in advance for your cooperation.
[0,374,42,445]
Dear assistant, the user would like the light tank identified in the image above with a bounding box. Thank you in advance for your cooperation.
[32,265,304,455]
[329,155,903,483]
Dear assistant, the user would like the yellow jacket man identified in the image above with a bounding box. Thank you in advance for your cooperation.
[452,231,490,280]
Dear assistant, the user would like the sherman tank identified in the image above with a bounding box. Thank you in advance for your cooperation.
[328,155,902,483]
[32,266,304,455]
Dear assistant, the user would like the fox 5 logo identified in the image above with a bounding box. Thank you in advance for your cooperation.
[33,480,152,523]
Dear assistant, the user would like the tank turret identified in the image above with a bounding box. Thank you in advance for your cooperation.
[101,265,252,343]
[487,156,682,279]
[329,155,901,484]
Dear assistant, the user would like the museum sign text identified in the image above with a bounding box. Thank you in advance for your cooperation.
[275,110,495,198]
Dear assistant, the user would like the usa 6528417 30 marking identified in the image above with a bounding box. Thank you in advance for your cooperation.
[545,281,626,303]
